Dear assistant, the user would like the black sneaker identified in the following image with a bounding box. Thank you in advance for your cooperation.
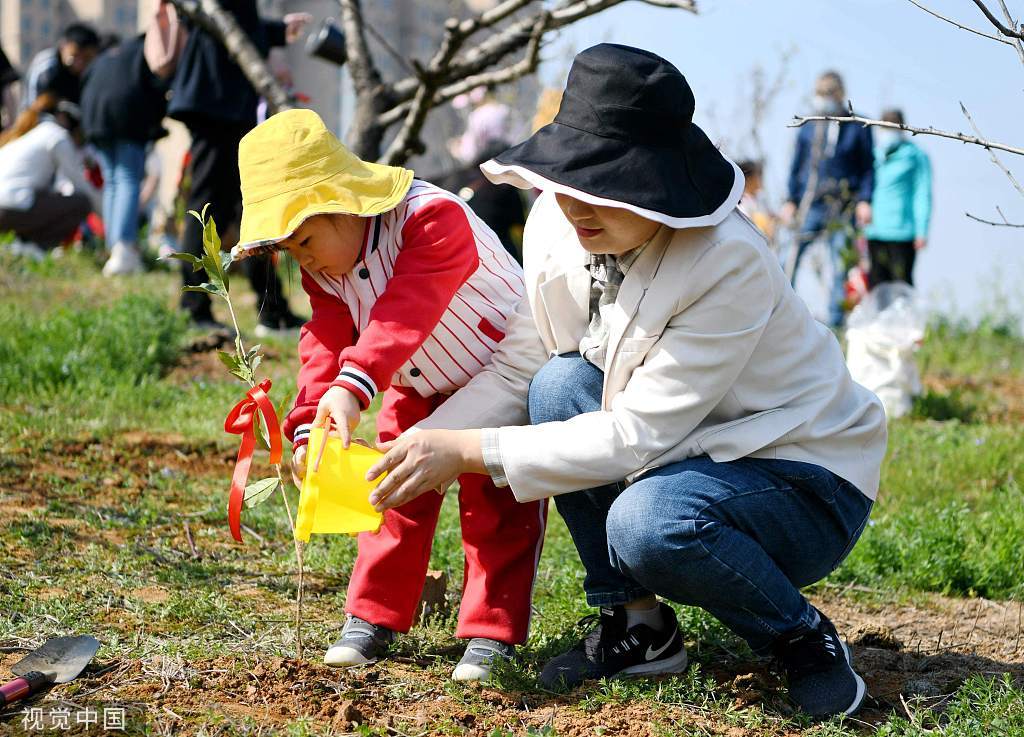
[773,608,866,718]
[539,603,688,691]
[452,638,516,682]
[324,615,395,667]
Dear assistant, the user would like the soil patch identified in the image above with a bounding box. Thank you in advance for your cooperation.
[3,432,231,509]
[166,343,282,386]
[4,592,1018,735]
[923,372,1024,423]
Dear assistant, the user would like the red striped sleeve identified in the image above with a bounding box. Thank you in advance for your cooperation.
[337,197,479,401]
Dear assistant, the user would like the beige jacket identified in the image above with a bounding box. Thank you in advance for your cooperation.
[418,191,887,504]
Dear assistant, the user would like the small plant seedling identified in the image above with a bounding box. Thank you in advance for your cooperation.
[170,205,307,659]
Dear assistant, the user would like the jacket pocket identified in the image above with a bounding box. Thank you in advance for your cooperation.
[616,335,660,354]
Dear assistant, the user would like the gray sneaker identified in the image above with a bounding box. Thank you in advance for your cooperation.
[774,608,867,718]
[324,615,395,667]
[452,638,516,682]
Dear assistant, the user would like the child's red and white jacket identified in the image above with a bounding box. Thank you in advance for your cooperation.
[282,179,525,449]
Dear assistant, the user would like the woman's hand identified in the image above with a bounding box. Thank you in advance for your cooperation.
[313,386,362,448]
[366,430,484,512]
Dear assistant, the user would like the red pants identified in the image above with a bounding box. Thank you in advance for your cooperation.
[345,386,547,644]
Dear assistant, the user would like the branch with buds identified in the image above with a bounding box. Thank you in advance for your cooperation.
[788,111,1024,159]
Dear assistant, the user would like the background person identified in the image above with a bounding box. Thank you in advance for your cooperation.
[780,71,874,327]
[168,1,311,332]
[737,158,776,243]
[433,139,526,264]
[80,34,169,276]
[865,109,932,288]
[21,24,100,109]
[0,98,100,256]
[356,45,887,720]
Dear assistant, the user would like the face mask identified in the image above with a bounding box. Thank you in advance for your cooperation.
[875,129,904,150]
[812,94,843,115]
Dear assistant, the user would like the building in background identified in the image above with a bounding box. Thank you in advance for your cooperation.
[1,0,138,69]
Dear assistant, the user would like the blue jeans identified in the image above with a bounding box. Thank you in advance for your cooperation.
[94,140,146,246]
[794,202,851,328]
[528,353,873,653]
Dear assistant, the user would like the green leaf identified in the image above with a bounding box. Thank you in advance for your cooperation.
[243,477,280,509]
[204,216,223,268]
[217,350,242,373]
[275,391,293,423]
[182,283,227,297]
[253,414,271,452]
[217,350,251,383]
[166,252,202,269]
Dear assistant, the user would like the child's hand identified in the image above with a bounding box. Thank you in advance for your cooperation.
[291,444,307,487]
[313,386,362,448]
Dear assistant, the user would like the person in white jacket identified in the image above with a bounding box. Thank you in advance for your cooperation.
[318,45,887,719]
[0,99,100,255]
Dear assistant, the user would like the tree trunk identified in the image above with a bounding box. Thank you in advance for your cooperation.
[347,92,388,162]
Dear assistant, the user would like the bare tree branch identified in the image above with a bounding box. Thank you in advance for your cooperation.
[380,84,432,166]
[434,30,547,109]
[788,112,1024,158]
[168,0,291,114]
[380,12,549,164]
[904,0,1014,45]
[377,15,549,129]
[966,211,1024,227]
[339,0,397,159]
[748,47,794,164]
[452,0,540,40]
[960,102,1024,199]
[389,0,697,104]
[996,0,1024,66]
[971,0,1024,38]
[335,0,695,162]
[338,0,384,92]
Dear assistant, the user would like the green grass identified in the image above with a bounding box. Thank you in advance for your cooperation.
[872,674,1024,736]
[0,249,1022,735]
[0,294,186,401]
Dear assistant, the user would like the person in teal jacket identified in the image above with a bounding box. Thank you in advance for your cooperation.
[865,109,932,287]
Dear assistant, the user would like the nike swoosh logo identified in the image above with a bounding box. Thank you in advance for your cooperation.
[645,635,675,661]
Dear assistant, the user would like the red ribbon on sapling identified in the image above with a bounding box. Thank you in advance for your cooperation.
[223,379,283,542]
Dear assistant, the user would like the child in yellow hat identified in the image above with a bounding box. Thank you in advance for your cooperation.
[234,109,545,681]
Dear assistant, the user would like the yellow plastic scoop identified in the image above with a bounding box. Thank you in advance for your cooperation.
[294,428,384,541]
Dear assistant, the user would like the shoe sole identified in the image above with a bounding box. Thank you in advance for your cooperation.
[840,640,867,716]
[618,647,689,678]
[324,645,380,667]
[452,663,492,682]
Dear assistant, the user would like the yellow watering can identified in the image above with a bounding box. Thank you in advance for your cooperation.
[294,427,384,541]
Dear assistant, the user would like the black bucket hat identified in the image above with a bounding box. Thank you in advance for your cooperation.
[481,43,743,228]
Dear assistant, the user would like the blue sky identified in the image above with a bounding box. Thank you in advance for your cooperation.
[542,0,1024,323]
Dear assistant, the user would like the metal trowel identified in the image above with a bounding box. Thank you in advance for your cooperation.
[0,636,100,709]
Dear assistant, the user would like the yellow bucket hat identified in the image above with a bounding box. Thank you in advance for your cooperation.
[234,109,413,259]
